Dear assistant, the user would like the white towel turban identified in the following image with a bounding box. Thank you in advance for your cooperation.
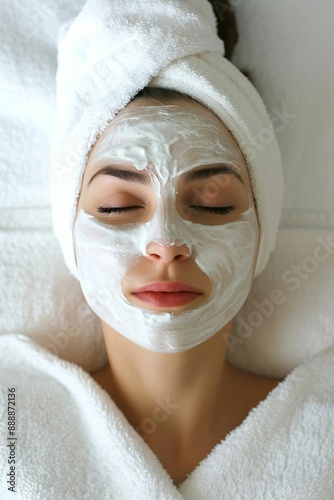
[50,0,283,280]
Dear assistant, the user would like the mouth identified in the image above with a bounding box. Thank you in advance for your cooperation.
[131,281,203,307]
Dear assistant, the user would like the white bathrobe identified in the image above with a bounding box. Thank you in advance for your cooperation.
[1,0,334,382]
[0,333,333,499]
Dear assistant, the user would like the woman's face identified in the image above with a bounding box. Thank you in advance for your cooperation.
[75,97,259,352]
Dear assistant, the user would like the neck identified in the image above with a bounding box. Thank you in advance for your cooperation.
[98,320,235,446]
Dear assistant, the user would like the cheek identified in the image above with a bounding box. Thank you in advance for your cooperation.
[74,213,144,295]
[197,228,253,273]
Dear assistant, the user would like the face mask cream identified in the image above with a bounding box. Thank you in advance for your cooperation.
[74,105,258,352]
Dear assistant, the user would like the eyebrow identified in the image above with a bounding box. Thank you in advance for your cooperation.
[87,163,244,187]
[182,165,244,185]
[88,166,150,186]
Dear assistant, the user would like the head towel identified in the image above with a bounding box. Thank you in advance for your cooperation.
[50,0,283,279]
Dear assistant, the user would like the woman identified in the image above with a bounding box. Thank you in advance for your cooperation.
[76,86,281,484]
[1,0,333,498]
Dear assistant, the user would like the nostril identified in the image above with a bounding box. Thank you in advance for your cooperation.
[174,253,188,261]
[149,252,161,260]
[145,242,191,263]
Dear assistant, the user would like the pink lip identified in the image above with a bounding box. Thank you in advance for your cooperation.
[131,282,203,307]
[132,281,202,294]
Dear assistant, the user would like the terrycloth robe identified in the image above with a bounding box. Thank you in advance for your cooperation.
[0,333,334,499]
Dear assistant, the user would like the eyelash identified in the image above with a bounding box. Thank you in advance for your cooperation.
[190,205,235,215]
[97,205,235,215]
[97,206,142,214]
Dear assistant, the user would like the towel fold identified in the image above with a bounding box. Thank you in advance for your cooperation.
[1,333,334,499]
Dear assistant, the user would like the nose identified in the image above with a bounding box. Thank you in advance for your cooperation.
[145,241,191,263]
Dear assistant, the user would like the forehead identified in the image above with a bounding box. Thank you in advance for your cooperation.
[87,98,247,180]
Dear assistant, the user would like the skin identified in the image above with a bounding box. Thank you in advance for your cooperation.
[76,97,281,486]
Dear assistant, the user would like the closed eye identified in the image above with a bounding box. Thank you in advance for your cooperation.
[97,206,144,214]
[190,205,235,215]
[97,205,235,215]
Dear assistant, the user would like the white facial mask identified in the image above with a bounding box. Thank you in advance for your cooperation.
[74,105,258,352]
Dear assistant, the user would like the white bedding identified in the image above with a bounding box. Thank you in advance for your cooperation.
[1,333,334,499]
